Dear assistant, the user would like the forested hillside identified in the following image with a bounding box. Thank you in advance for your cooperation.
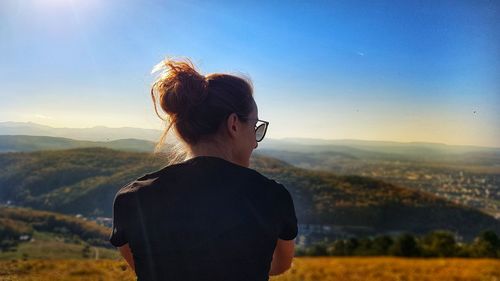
[0,148,499,241]
[0,205,111,250]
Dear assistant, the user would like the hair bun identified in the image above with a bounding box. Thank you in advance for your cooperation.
[151,58,209,119]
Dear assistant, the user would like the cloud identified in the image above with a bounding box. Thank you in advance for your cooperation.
[356,52,365,56]
[33,114,54,120]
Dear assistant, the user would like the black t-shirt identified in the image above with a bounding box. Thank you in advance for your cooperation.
[109,155,298,281]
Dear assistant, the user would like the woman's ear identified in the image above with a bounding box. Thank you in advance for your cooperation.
[226,113,240,139]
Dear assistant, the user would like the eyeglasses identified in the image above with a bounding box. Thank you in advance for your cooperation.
[255,119,269,142]
[245,118,269,142]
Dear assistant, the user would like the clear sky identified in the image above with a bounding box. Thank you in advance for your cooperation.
[0,0,499,147]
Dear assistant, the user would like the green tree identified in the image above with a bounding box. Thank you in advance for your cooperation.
[295,246,307,256]
[371,235,393,255]
[421,230,458,257]
[470,230,500,258]
[327,240,347,256]
[389,233,420,257]
[344,237,359,255]
[306,243,328,256]
[354,237,374,256]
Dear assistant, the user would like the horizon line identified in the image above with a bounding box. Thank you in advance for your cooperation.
[1,120,499,150]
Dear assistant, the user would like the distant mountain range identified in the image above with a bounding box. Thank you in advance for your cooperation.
[1,146,498,243]
[260,139,500,164]
[0,121,164,142]
[2,121,500,164]
[2,134,499,167]
[0,135,156,153]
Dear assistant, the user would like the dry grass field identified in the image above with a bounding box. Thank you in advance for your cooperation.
[0,257,499,281]
[278,257,500,281]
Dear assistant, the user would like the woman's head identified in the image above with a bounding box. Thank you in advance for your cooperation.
[151,58,259,167]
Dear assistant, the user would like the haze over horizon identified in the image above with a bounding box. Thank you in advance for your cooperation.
[1,0,499,147]
[1,120,499,149]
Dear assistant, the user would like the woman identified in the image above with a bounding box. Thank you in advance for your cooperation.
[109,58,298,281]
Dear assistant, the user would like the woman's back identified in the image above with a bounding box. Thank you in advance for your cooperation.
[110,155,298,281]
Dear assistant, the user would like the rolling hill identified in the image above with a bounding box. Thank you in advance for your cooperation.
[0,121,163,142]
[0,135,156,153]
[2,122,499,165]
[0,205,112,249]
[0,205,121,261]
[259,138,500,165]
[0,147,499,242]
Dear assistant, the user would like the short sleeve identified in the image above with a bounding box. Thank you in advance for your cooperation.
[109,194,128,247]
[277,185,298,241]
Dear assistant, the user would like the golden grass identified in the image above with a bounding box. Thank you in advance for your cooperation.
[0,259,134,281]
[0,232,121,260]
[271,257,500,281]
[0,257,499,281]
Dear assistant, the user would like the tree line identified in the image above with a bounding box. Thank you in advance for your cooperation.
[296,230,500,258]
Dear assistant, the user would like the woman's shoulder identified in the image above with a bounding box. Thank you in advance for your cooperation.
[246,168,275,183]
[245,168,289,194]
[112,157,289,198]
[112,170,162,200]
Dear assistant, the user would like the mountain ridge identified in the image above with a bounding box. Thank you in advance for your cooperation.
[2,121,499,149]
[1,147,498,242]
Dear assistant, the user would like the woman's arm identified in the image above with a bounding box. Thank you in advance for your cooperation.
[269,238,295,276]
[118,243,135,272]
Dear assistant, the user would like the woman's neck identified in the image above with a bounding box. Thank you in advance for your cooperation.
[187,139,233,163]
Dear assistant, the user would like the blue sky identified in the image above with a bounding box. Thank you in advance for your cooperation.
[0,0,499,147]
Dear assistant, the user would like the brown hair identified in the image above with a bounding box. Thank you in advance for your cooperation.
[150,57,255,163]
